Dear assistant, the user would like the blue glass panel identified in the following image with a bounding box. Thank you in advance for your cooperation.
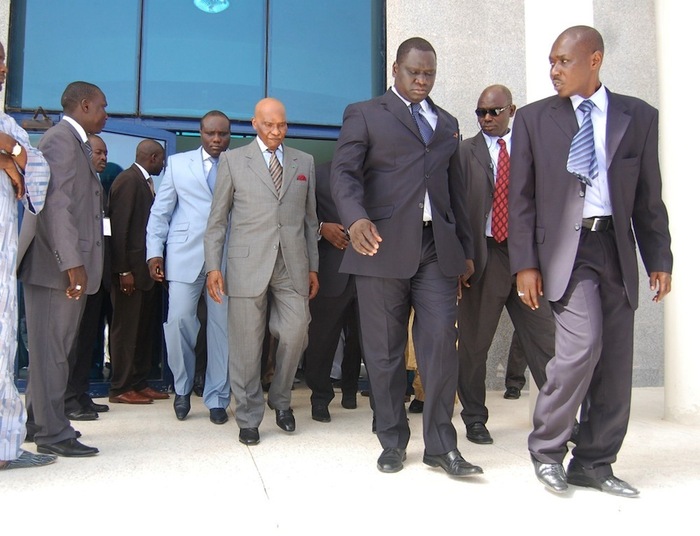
[268,0,384,126]
[140,0,266,120]
[7,0,140,114]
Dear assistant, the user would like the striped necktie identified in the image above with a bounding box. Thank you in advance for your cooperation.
[268,149,283,193]
[410,102,434,144]
[566,99,598,186]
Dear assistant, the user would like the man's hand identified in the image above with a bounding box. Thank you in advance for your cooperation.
[516,268,543,310]
[206,270,226,304]
[320,222,350,250]
[458,259,475,300]
[309,272,319,300]
[148,257,165,282]
[119,272,135,296]
[66,266,88,300]
[348,218,382,256]
[649,272,672,302]
[0,153,25,199]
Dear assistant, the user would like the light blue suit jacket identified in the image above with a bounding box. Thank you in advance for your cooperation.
[146,147,217,283]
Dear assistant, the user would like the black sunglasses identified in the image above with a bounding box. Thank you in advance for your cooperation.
[474,105,511,118]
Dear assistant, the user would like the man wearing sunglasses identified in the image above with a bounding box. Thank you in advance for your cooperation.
[456,85,555,446]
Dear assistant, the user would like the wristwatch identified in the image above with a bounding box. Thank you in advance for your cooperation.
[11,142,22,157]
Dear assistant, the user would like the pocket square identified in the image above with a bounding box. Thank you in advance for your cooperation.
[297,174,307,181]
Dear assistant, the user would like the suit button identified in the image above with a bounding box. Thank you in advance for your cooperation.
[96,240,101,246]
[277,224,282,229]
[424,174,429,179]
[95,190,100,196]
[579,190,585,197]
[574,224,581,231]
[425,148,430,153]
[273,245,278,250]
[419,202,424,209]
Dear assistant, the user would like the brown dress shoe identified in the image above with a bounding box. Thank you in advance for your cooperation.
[138,386,170,400]
[109,390,153,404]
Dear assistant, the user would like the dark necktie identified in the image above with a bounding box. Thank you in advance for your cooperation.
[146,176,155,197]
[207,157,218,192]
[567,99,598,186]
[268,149,283,193]
[491,138,510,242]
[410,102,434,144]
[85,140,93,159]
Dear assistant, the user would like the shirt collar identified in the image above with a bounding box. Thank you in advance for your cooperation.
[134,162,150,180]
[256,136,284,156]
[391,86,430,113]
[62,116,88,143]
[570,84,608,113]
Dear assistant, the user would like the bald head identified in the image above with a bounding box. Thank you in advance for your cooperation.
[252,98,288,151]
[476,84,515,138]
[135,139,165,176]
[555,25,604,55]
[479,84,512,105]
[549,25,604,98]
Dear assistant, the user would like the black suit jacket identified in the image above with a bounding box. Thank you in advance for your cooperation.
[331,89,472,279]
[458,132,497,283]
[315,161,350,298]
[108,163,155,291]
[508,89,672,309]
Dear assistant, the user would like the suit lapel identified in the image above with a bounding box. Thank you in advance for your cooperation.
[188,149,210,194]
[473,134,494,188]
[382,90,424,144]
[548,98,579,141]
[605,91,631,170]
[279,147,298,199]
[245,141,279,196]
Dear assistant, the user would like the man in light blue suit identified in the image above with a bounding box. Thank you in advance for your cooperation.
[146,111,231,424]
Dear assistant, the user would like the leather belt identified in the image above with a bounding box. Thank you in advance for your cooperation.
[582,216,613,232]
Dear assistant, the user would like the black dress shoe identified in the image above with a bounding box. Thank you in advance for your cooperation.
[209,408,228,425]
[275,409,296,432]
[311,405,331,422]
[408,399,424,413]
[466,422,493,444]
[239,428,260,445]
[532,455,568,493]
[37,438,99,457]
[174,394,191,421]
[504,386,521,399]
[341,393,357,409]
[377,448,406,473]
[566,460,639,497]
[193,373,205,397]
[85,401,110,413]
[423,449,483,477]
[66,408,99,421]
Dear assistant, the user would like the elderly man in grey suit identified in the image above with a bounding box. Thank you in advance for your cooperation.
[509,26,672,497]
[331,37,481,477]
[18,81,108,457]
[205,97,318,446]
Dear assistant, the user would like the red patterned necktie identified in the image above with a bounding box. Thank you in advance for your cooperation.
[491,138,510,242]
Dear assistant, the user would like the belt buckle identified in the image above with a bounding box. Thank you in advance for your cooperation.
[591,217,606,232]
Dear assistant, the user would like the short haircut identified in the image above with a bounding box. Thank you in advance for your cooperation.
[61,81,102,113]
[396,37,436,64]
[562,25,605,54]
[200,110,230,129]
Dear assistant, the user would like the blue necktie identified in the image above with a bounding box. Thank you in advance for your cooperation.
[207,157,218,192]
[567,99,598,186]
[410,102,434,145]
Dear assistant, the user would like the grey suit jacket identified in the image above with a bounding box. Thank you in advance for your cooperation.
[508,90,673,309]
[458,132,497,283]
[204,141,319,298]
[18,119,104,295]
[331,89,472,279]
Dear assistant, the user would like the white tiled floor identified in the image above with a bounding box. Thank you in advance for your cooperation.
[1,386,697,534]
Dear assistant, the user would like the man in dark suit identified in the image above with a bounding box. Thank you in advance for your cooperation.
[509,26,672,496]
[331,37,482,477]
[304,161,363,423]
[108,140,167,404]
[457,85,554,445]
[63,133,111,421]
[18,81,108,457]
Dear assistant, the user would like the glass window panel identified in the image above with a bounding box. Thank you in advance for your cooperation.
[140,0,265,119]
[7,0,140,114]
[268,0,384,126]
